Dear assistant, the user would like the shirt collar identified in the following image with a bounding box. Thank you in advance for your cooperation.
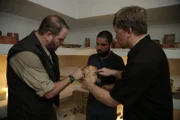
[40,42,51,57]
[32,31,51,57]
[128,34,151,59]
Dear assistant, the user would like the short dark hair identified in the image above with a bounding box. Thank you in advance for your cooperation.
[38,15,69,36]
[113,6,147,35]
[97,30,113,43]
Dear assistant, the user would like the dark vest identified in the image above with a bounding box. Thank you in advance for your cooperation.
[6,31,60,120]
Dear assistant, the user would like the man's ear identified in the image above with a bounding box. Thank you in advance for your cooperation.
[126,27,133,40]
[45,31,53,42]
[127,27,132,35]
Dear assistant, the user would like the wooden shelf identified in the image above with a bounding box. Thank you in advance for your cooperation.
[1,44,180,59]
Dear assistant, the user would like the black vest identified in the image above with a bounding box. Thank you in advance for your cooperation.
[7,31,60,120]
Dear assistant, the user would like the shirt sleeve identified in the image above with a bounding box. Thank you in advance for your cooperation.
[9,51,54,97]
[117,56,125,70]
[110,58,158,107]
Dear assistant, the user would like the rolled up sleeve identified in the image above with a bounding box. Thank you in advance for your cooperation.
[9,51,54,97]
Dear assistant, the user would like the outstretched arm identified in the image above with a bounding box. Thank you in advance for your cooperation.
[97,67,122,79]
[45,69,84,99]
[82,80,120,107]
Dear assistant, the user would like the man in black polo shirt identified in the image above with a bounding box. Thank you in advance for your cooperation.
[86,30,125,120]
[82,6,173,120]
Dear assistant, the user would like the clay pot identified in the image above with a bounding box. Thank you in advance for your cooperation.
[163,34,175,47]
[0,36,17,44]
[85,38,90,47]
[160,44,173,48]
[7,32,19,41]
[0,36,2,43]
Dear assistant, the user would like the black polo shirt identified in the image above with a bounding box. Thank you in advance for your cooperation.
[110,35,173,120]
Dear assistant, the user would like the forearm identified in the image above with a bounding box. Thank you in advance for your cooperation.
[98,68,122,79]
[112,70,122,79]
[88,83,119,107]
[44,77,71,99]
[102,84,115,91]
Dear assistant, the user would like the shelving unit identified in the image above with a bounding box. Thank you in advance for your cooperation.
[1,44,180,58]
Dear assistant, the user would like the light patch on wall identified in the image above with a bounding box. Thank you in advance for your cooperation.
[0,55,7,92]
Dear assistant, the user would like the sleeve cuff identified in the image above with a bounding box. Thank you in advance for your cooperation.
[36,81,54,97]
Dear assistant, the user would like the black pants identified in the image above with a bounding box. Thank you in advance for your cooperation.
[86,105,117,120]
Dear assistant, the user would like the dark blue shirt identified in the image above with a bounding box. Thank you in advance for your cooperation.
[87,51,125,109]
[88,51,125,86]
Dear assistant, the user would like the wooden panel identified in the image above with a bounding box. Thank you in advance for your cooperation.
[168,59,180,75]
[174,109,180,120]
[0,55,7,90]
[58,55,89,68]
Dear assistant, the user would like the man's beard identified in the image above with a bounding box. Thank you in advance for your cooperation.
[46,42,57,52]
[97,48,110,58]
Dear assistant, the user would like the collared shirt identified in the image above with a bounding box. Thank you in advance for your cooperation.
[110,35,173,120]
[9,35,54,97]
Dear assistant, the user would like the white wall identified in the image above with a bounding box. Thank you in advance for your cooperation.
[29,0,78,18]
[68,24,180,47]
[0,12,180,48]
[29,0,180,19]
[66,25,114,47]
[148,24,180,44]
[77,0,180,18]
[0,12,40,39]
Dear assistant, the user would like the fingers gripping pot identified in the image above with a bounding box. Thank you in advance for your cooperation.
[83,66,98,83]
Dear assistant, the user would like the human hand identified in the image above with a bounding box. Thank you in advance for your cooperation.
[97,67,122,79]
[81,78,94,90]
[97,67,114,77]
[71,68,84,80]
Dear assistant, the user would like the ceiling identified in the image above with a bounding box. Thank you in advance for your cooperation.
[0,0,180,29]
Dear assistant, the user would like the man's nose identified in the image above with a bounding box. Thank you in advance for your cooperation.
[97,45,102,50]
[60,40,64,44]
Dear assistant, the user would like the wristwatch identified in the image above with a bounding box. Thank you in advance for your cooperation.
[68,75,75,83]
